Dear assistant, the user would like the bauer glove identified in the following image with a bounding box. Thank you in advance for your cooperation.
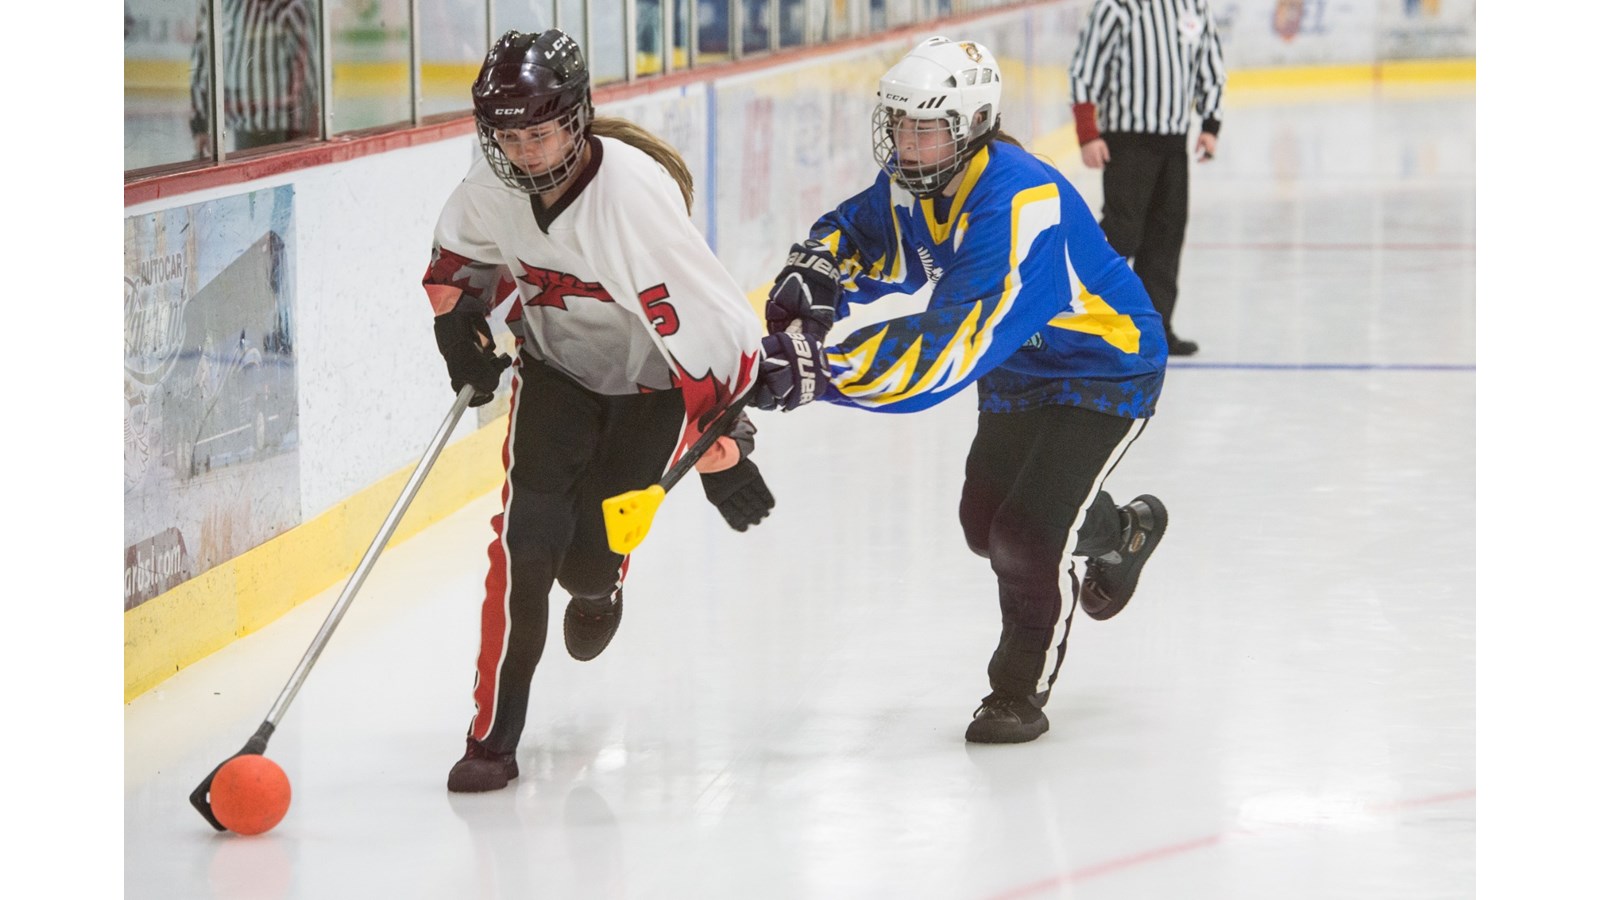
[765,240,840,338]
[752,332,824,412]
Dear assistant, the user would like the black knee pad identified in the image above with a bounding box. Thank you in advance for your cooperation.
[501,492,574,558]
[958,505,992,559]
[986,521,1057,589]
[963,530,991,559]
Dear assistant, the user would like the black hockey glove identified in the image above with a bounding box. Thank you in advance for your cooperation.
[765,240,840,338]
[701,458,775,531]
[433,309,511,407]
[700,410,771,529]
[752,332,824,412]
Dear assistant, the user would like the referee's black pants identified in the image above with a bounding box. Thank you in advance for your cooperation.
[468,355,686,754]
[1099,132,1191,339]
[959,404,1147,703]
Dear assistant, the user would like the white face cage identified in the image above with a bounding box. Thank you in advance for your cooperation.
[477,103,591,194]
[872,105,981,198]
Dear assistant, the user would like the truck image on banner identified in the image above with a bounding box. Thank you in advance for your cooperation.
[124,185,302,611]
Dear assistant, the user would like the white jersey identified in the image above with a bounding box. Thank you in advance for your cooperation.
[425,134,762,449]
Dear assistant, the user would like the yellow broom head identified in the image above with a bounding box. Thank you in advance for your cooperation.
[602,485,668,554]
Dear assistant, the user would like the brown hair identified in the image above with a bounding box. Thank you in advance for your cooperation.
[591,116,695,213]
[989,127,1070,170]
[990,128,1025,148]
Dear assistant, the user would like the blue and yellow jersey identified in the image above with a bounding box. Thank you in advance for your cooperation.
[809,140,1167,417]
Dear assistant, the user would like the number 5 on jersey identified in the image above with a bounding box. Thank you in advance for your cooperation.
[639,284,679,336]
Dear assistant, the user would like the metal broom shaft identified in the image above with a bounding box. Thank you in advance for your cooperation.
[262,383,475,727]
[192,381,494,830]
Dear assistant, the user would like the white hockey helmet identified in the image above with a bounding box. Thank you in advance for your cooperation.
[872,36,1003,197]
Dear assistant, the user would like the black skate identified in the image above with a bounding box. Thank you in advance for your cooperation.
[1080,495,1168,621]
[965,691,1050,744]
[563,590,623,661]
[447,737,518,793]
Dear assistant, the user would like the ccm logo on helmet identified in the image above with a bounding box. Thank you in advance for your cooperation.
[494,107,526,115]
[883,92,911,102]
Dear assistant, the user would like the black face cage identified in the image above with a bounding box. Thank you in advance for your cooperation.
[477,102,592,194]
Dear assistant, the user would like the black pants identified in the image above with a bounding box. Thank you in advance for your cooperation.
[959,404,1146,701]
[468,356,686,753]
[1099,132,1190,338]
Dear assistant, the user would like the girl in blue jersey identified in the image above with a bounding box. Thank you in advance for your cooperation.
[758,37,1172,744]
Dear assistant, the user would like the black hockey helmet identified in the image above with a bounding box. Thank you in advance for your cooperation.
[472,29,594,193]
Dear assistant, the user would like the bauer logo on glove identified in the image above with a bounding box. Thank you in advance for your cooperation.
[766,240,841,338]
[784,240,840,281]
[791,335,816,405]
[753,332,823,412]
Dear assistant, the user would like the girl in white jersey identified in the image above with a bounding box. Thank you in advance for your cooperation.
[425,29,821,792]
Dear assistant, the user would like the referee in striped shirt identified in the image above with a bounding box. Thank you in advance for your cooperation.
[189,0,321,155]
[1070,0,1226,356]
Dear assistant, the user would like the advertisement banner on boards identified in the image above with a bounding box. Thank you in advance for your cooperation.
[124,185,302,610]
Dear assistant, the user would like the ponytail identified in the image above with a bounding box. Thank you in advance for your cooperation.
[990,128,1025,149]
[590,116,695,214]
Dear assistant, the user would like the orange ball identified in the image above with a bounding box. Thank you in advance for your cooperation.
[211,755,292,835]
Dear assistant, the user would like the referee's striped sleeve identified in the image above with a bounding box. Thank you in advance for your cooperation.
[1193,8,1227,125]
[1069,0,1125,106]
[189,0,321,138]
[188,2,212,134]
[1069,0,1228,137]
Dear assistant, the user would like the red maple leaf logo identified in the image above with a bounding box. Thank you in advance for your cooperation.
[669,350,761,465]
[423,249,480,294]
[515,261,615,310]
